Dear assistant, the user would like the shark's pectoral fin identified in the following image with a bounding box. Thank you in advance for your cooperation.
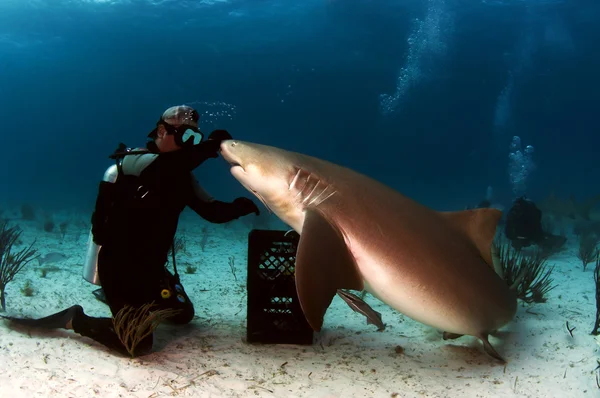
[295,209,363,332]
[440,208,502,267]
[442,332,464,340]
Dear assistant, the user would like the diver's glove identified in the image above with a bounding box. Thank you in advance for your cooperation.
[233,197,260,217]
[207,129,233,143]
[199,129,233,157]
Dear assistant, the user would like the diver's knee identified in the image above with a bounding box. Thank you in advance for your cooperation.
[135,334,154,356]
[169,302,195,325]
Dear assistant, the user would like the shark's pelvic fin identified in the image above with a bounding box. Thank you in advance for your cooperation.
[479,333,506,363]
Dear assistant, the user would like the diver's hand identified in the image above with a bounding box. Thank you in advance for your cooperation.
[200,129,232,157]
[207,129,232,143]
[233,197,260,216]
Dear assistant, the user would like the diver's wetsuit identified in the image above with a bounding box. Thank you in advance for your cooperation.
[72,139,252,356]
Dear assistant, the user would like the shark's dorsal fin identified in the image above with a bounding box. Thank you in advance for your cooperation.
[295,209,364,331]
[439,208,502,267]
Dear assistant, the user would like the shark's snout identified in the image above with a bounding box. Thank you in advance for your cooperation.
[220,140,242,167]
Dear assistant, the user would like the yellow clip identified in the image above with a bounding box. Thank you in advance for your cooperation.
[161,289,171,299]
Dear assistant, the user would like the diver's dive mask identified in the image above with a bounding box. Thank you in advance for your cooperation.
[149,106,204,148]
[161,121,204,147]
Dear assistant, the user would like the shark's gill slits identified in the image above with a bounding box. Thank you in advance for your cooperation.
[307,186,336,207]
[302,181,321,204]
[290,167,310,198]
[289,167,337,208]
[297,174,313,201]
[289,168,302,191]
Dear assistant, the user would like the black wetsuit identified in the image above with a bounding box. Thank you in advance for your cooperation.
[72,139,256,356]
[504,196,545,249]
[504,196,567,252]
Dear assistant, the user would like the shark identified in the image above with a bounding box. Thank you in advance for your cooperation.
[220,140,517,362]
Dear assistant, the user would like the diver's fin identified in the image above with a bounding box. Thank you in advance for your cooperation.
[295,209,363,331]
[0,305,83,330]
[479,334,506,363]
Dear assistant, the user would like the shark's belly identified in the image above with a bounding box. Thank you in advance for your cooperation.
[350,236,515,335]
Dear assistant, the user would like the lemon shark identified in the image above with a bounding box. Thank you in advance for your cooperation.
[220,140,517,362]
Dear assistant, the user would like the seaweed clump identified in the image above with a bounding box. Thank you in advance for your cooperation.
[592,254,600,335]
[494,238,555,303]
[578,231,599,271]
[0,221,38,311]
[112,301,181,357]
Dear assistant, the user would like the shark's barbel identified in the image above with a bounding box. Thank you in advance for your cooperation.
[220,140,517,362]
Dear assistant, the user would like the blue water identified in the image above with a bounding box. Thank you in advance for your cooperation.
[0,0,598,213]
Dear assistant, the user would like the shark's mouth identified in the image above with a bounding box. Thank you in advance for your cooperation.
[253,191,273,215]
[220,150,242,169]
[239,181,273,215]
[227,160,245,176]
[223,156,274,215]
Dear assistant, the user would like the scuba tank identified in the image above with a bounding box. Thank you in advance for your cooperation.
[82,164,119,285]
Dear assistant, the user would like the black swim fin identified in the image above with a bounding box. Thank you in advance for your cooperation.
[0,305,83,329]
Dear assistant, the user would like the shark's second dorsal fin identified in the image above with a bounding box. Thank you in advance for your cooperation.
[439,208,503,266]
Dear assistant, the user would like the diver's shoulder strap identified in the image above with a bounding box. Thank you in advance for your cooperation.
[108,142,151,159]
[109,143,158,177]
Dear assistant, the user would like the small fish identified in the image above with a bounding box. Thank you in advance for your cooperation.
[37,252,67,266]
[336,289,385,331]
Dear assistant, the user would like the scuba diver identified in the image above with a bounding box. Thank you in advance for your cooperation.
[504,196,545,249]
[1,105,260,356]
[504,196,566,251]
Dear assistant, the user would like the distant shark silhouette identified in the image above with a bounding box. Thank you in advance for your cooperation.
[220,140,518,362]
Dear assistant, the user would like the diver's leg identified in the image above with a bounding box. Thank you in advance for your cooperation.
[0,305,153,357]
[71,310,153,357]
[92,250,158,355]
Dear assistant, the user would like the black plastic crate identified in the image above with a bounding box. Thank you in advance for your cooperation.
[246,229,314,345]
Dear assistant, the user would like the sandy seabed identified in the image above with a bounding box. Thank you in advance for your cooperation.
[0,210,599,398]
